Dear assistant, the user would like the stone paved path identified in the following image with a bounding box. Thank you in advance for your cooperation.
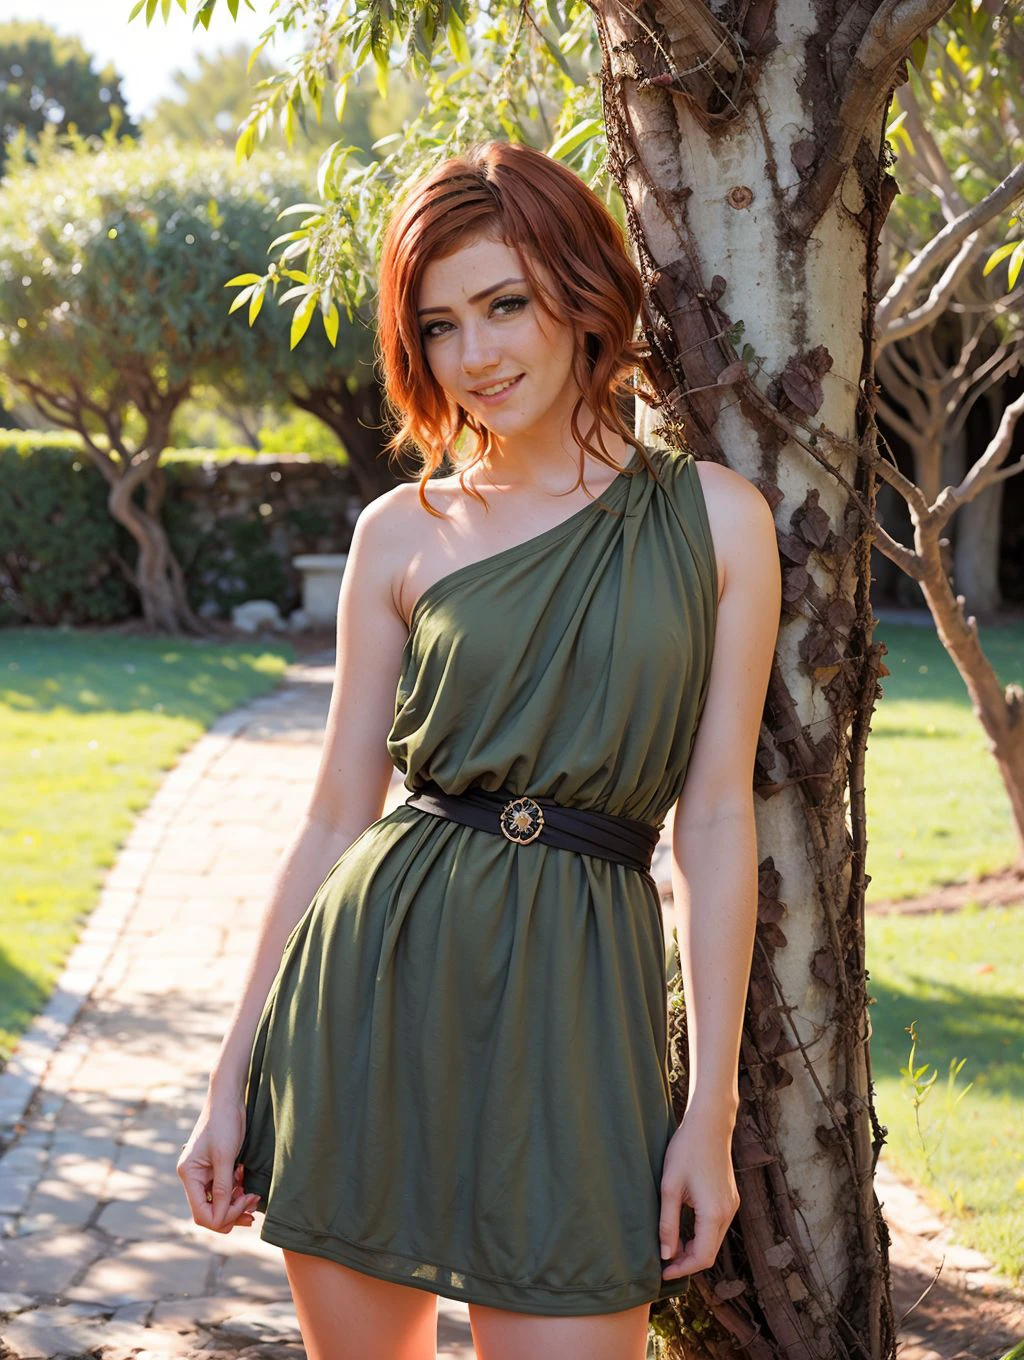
[1,650,1021,1360]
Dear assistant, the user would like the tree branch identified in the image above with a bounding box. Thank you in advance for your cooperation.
[796,0,954,231]
[877,234,986,349]
[875,158,1024,336]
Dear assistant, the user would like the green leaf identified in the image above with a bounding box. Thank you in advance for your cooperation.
[235,122,257,165]
[910,34,929,70]
[374,49,390,100]
[276,203,326,219]
[146,0,159,21]
[161,0,172,19]
[885,109,908,137]
[268,229,309,251]
[224,273,263,287]
[247,37,269,74]
[283,99,297,148]
[322,301,340,347]
[248,283,266,326]
[982,240,1018,276]
[290,291,318,349]
[447,5,470,64]
[128,0,148,21]
[228,284,256,314]
[279,284,312,304]
[1008,241,1024,291]
[228,0,240,17]
[548,118,602,162]
[538,27,574,79]
[334,80,348,124]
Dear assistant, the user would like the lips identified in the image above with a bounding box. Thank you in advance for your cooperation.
[471,374,523,397]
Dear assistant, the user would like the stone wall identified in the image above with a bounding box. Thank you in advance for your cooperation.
[162,455,363,620]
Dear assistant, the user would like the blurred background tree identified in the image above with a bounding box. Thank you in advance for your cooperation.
[0,20,138,176]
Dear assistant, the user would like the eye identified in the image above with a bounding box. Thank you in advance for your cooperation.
[420,294,528,340]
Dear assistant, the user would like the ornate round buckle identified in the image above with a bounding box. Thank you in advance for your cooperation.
[499,795,545,845]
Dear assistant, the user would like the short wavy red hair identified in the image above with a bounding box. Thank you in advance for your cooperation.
[374,139,661,516]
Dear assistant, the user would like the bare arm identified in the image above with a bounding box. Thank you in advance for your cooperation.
[207,491,411,1102]
[179,487,411,1232]
[659,461,781,1276]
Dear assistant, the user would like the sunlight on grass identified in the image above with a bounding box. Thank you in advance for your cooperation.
[0,628,292,1066]
[865,620,1024,901]
[867,904,1024,1284]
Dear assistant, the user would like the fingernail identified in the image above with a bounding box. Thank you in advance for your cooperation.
[660,1244,671,1259]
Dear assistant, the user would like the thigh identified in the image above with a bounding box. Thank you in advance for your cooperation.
[282,1247,439,1360]
[467,1299,652,1360]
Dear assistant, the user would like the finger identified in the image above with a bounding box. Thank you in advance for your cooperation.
[209,1167,237,1230]
[179,1162,218,1229]
[659,1185,683,1261]
[664,1215,725,1277]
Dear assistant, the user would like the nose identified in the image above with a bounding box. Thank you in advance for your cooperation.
[459,322,502,378]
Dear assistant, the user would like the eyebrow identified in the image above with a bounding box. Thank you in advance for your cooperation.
[417,277,527,317]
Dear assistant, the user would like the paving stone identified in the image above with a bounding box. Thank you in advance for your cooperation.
[0,1291,34,1313]
[214,1248,290,1301]
[205,1300,301,1346]
[95,1195,190,1240]
[939,1241,996,1272]
[0,1228,105,1294]
[19,1175,100,1234]
[148,1293,270,1332]
[0,1302,110,1360]
[65,1238,213,1304]
[110,1299,155,1325]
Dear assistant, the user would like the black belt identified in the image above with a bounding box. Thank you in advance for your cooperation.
[404,780,662,877]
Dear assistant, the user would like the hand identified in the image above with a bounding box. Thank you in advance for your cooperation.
[177,1096,262,1234]
[658,1106,741,1278]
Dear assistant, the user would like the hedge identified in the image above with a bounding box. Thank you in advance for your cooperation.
[0,432,355,626]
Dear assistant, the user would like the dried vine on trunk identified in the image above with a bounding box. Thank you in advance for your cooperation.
[577,0,954,1351]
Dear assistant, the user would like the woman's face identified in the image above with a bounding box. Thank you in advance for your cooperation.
[416,234,582,445]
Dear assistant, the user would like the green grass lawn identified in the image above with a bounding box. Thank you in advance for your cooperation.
[866,904,1024,1284]
[863,617,1024,1284]
[865,619,1024,902]
[0,628,292,1068]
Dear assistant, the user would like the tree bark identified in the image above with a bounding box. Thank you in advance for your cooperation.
[588,0,938,1349]
[107,461,211,635]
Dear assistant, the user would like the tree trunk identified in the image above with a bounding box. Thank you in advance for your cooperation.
[292,378,406,501]
[914,562,1024,859]
[591,0,919,1351]
[952,410,1005,618]
[108,461,211,636]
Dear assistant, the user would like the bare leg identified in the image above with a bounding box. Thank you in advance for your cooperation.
[282,1248,439,1360]
[467,1300,652,1360]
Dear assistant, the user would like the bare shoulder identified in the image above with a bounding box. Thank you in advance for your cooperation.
[692,459,777,602]
[350,476,449,621]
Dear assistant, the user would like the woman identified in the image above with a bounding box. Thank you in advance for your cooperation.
[178,140,780,1360]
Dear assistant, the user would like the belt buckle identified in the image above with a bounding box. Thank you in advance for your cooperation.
[499,795,544,845]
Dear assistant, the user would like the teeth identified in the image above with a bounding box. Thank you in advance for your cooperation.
[477,376,519,396]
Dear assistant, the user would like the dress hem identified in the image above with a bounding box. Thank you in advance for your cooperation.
[254,1211,688,1317]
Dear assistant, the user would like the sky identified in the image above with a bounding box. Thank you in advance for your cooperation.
[0,0,302,118]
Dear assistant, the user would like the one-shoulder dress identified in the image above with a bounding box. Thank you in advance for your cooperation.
[237,443,719,1316]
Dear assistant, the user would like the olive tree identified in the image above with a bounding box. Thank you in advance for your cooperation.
[0,132,380,630]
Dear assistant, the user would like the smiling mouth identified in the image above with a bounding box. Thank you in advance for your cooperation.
[471,374,524,398]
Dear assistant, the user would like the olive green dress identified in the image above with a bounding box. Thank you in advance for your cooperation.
[237,444,718,1316]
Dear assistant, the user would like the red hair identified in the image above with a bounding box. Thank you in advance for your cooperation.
[374,140,661,517]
